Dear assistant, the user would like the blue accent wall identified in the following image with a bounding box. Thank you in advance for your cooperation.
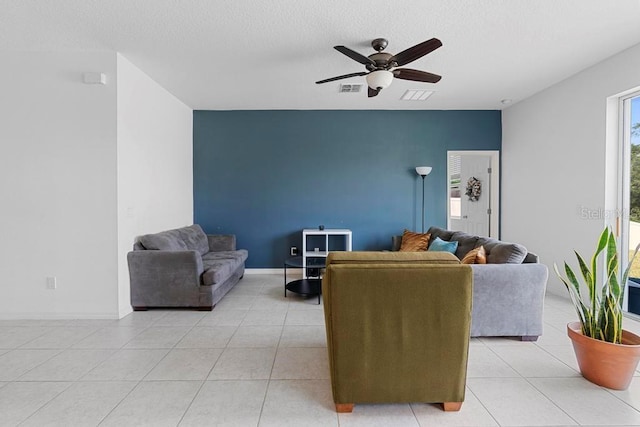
[193,110,501,268]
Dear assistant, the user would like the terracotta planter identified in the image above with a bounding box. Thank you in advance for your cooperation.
[567,321,640,390]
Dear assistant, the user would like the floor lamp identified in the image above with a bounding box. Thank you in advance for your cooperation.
[415,166,432,233]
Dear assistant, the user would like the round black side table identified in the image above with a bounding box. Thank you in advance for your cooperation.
[283,256,324,304]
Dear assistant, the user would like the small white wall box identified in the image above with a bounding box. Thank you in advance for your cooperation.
[83,72,106,85]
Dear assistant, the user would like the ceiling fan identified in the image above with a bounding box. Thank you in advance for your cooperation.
[316,37,442,98]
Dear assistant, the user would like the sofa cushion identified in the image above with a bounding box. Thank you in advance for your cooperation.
[202,250,249,263]
[475,237,498,252]
[451,231,479,260]
[399,229,430,251]
[466,236,527,264]
[462,246,487,264]
[487,242,527,264]
[427,226,455,242]
[202,257,242,285]
[178,224,210,256]
[138,229,188,251]
[428,237,459,254]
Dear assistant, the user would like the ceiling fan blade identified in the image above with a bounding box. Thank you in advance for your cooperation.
[393,68,442,83]
[334,46,376,66]
[368,87,380,98]
[390,38,442,67]
[315,72,368,84]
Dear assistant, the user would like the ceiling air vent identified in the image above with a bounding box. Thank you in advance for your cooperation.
[339,83,363,93]
[401,90,434,101]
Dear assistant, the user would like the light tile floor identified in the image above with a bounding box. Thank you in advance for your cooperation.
[2,274,640,426]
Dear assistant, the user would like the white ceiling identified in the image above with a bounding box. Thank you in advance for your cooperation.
[3,0,640,110]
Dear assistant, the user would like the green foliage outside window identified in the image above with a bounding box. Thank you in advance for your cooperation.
[632,124,640,222]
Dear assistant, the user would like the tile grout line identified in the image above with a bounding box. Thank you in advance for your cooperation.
[465,386,502,427]
[8,348,65,382]
[483,343,581,426]
[602,385,640,416]
[4,281,609,426]
[11,380,74,426]
[257,276,289,427]
[173,379,207,427]
[95,380,142,426]
[97,313,203,426]
[516,367,582,426]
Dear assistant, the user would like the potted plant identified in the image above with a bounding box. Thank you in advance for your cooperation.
[555,227,640,390]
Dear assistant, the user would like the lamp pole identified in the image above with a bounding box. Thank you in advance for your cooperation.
[420,174,426,233]
[415,166,432,233]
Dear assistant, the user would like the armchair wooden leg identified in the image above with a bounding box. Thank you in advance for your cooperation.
[520,335,538,342]
[335,403,354,413]
[442,402,462,411]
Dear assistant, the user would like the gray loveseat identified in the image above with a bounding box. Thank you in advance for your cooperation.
[127,224,248,311]
[393,226,548,340]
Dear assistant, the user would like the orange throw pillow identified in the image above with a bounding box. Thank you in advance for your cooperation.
[399,229,431,252]
[461,246,487,264]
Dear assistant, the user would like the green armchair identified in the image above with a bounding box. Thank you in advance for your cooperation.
[322,251,473,413]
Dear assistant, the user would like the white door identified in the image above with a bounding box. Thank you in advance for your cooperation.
[448,151,499,237]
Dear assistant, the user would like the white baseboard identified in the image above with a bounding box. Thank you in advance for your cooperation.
[0,270,304,320]
[0,312,120,320]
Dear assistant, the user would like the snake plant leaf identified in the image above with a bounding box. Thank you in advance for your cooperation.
[608,259,621,300]
[622,242,640,291]
[592,227,610,280]
[575,251,593,298]
[554,263,588,326]
[555,227,632,344]
[602,293,621,343]
[563,261,581,294]
[606,230,620,289]
[575,251,592,287]
[606,231,617,268]
[576,250,597,320]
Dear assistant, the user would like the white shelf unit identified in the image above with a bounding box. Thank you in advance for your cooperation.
[302,228,352,279]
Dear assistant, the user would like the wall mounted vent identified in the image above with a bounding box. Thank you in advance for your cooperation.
[339,84,363,93]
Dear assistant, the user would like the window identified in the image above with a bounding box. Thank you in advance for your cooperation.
[621,92,640,314]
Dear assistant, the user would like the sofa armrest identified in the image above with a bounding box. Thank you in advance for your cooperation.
[127,250,204,288]
[128,249,204,278]
[470,263,548,338]
[207,234,236,252]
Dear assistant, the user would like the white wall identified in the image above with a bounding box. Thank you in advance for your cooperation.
[116,54,193,317]
[0,52,119,317]
[502,43,640,295]
[0,52,192,319]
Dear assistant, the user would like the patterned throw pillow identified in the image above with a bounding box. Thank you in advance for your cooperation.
[427,236,459,254]
[461,246,487,264]
[399,229,431,252]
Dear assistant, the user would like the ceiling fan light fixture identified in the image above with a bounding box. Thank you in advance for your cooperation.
[366,70,394,90]
[317,38,442,98]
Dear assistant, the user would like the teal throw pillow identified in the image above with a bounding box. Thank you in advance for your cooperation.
[428,236,458,254]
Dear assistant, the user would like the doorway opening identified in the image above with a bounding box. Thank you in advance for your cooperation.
[447,150,500,238]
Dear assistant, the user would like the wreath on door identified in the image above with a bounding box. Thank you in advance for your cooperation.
[465,177,482,202]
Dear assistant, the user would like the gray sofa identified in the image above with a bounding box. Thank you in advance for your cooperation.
[393,226,548,340]
[127,224,248,311]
